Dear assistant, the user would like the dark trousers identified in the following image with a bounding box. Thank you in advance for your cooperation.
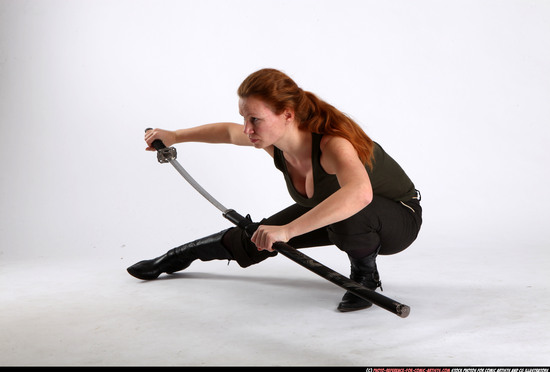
[224,195,422,268]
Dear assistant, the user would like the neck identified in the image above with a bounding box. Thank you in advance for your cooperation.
[274,126,311,161]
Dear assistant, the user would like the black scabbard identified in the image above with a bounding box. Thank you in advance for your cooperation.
[223,209,410,318]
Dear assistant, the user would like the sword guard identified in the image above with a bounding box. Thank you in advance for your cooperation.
[157,147,177,163]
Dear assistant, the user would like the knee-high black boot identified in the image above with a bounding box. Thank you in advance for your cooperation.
[337,247,383,312]
[127,229,233,280]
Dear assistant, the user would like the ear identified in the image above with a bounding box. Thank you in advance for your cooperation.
[283,108,295,122]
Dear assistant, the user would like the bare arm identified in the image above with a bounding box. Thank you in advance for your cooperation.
[251,136,373,251]
[145,123,252,150]
[287,136,372,235]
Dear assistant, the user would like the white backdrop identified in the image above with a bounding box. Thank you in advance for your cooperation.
[1,0,550,366]
[1,0,549,262]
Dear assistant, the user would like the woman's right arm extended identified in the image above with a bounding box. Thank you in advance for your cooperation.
[145,123,251,151]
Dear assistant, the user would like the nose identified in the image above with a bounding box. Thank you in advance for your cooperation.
[243,120,254,135]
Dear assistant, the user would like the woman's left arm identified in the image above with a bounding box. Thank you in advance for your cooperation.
[251,136,373,251]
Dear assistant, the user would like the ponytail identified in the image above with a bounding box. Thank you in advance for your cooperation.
[238,69,374,168]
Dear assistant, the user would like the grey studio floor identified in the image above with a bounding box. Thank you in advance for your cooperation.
[1,236,548,367]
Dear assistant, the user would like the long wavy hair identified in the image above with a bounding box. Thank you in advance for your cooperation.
[237,68,374,168]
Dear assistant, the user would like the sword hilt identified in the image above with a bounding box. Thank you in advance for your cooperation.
[145,128,177,163]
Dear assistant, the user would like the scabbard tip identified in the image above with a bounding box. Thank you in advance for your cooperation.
[397,304,411,318]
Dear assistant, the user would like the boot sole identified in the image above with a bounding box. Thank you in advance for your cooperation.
[337,302,373,312]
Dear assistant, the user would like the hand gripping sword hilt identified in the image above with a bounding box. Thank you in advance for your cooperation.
[145,128,178,163]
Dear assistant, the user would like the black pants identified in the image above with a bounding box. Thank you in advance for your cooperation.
[224,195,422,268]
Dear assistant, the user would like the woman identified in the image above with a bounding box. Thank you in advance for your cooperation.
[127,68,422,312]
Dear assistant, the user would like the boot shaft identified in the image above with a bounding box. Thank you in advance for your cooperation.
[171,228,233,262]
[349,248,382,291]
[127,229,233,280]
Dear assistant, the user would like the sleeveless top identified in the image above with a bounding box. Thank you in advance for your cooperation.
[273,133,417,208]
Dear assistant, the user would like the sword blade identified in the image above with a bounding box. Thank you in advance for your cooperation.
[168,158,229,213]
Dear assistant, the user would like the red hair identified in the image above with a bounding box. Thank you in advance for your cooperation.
[237,68,374,168]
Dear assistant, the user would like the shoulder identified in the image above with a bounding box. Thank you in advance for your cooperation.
[319,135,361,174]
[320,135,355,155]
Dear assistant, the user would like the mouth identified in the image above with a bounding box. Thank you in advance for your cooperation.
[249,137,259,144]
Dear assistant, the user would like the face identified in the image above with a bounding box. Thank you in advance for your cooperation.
[239,96,292,149]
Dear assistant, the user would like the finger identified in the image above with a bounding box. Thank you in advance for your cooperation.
[265,236,275,252]
[144,128,157,142]
[251,232,265,251]
[263,237,275,252]
[256,231,269,251]
[256,232,266,251]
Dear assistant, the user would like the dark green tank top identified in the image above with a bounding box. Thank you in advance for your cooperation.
[273,133,417,207]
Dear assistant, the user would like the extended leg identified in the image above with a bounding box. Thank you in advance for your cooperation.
[127,229,233,280]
